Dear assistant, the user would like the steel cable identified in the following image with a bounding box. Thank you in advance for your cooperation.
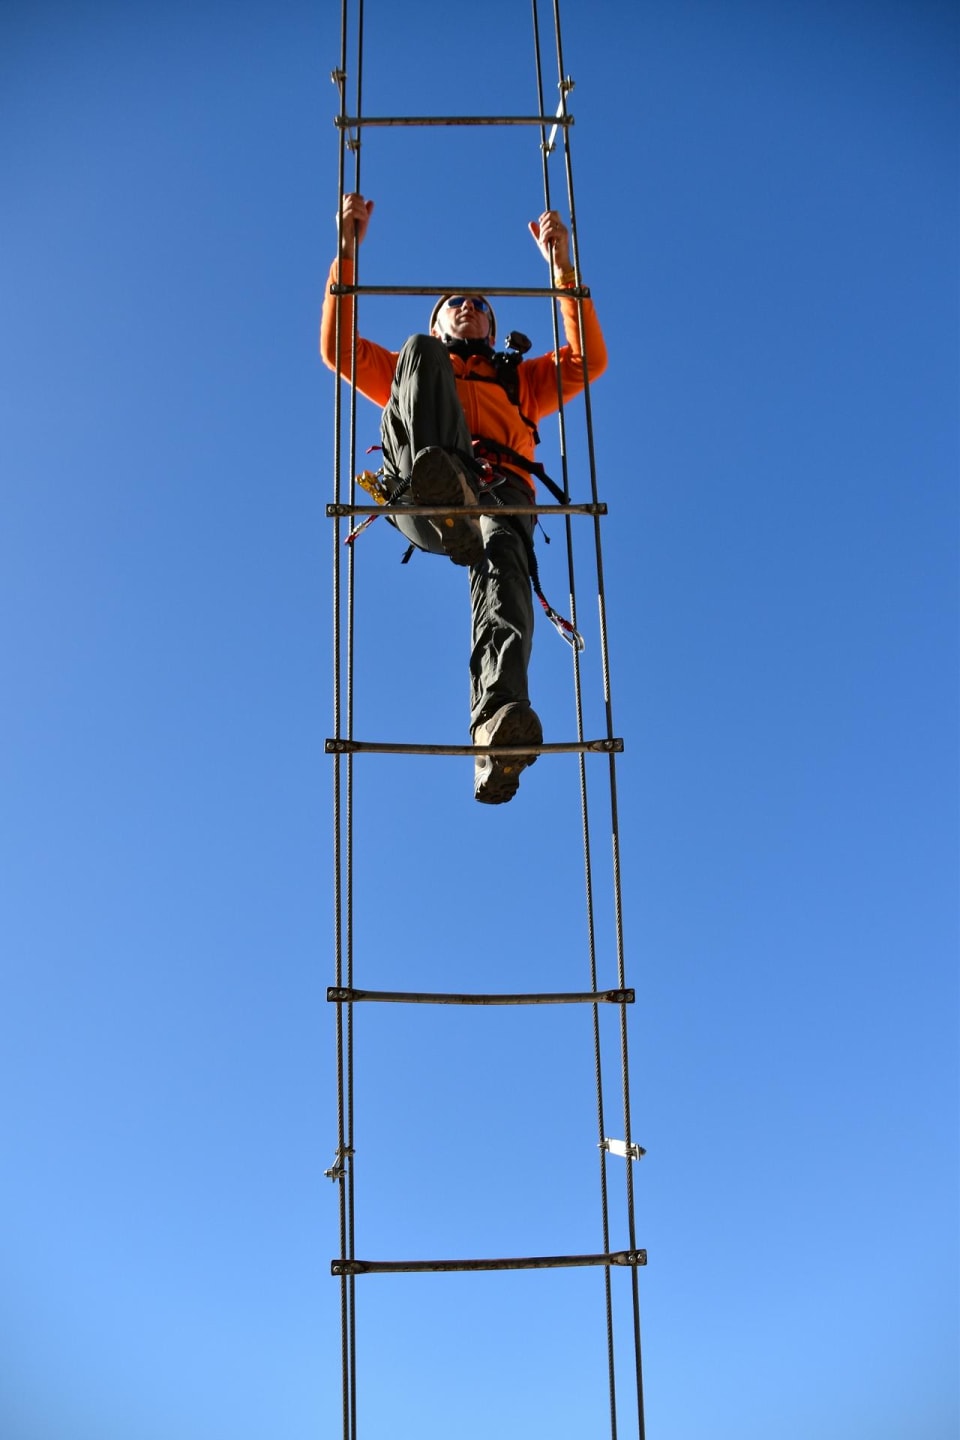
[331,12,350,1440]
[344,9,365,1436]
[550,2,647,1432]
[332,0,365,1433]
[533,2,626,1434]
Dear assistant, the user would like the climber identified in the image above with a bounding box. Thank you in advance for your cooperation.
[320,193,606,804]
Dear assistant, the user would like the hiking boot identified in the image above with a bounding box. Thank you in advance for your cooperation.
[473,702,543,805]
[410,447,484,568]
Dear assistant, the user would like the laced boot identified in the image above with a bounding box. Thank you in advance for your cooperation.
[473,702,543,805]
[410,447,484,568]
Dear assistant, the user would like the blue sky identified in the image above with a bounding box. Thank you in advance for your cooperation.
[1,2,957,1438]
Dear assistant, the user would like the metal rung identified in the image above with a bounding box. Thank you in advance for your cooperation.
[329,284,590,300]
[327,986,635,1006]
[327,502,606,518]
[332,1250,646,1276]
[335,114,574,130]
[325,737,623,757]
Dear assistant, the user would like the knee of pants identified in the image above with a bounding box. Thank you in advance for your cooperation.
[396,333,450,369]
[481,516,532,575]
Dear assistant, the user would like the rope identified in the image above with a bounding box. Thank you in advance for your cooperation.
[549,1,648,1428]
[332,0,365,1433]
[533,2,625,1434]
[331,9,350,1439]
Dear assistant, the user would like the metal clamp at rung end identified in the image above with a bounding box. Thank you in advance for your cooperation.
[324,737,623,756]
[331,1249,646,1276]
[546,81,576,151]
[601,1138,647,1162]
[327,986,635,1005]
[323,1145,354,1181]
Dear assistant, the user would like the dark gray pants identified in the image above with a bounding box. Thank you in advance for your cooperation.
[381,335,536,734]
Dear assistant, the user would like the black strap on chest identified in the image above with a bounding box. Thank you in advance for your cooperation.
[461,348,542,446]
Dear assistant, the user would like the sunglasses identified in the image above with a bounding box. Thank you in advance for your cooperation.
[445,296,489,313]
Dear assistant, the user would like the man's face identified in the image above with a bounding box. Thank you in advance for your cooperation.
[433,295,491,343]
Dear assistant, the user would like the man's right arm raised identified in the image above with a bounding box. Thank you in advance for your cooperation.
[319,193,397,406]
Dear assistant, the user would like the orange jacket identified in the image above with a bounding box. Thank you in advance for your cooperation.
[320,257,607,491]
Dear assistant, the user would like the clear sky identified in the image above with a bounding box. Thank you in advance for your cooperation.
[1,2,957,1438]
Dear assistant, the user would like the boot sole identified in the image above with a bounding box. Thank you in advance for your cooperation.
[410,450,484,568]
[474,707,543,805]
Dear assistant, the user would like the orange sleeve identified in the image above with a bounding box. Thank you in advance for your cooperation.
[519,291,607,420]
[319,256,399,408]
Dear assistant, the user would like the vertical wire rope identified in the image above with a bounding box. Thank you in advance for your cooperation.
[344,6,366,1436]
[331,0,365,1434]
[331,9,352,1436]
[551,4,646,1433]
[532,4,618,1434]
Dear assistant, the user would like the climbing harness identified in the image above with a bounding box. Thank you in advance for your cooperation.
[470,433,566,503]
[344,446,584,651]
